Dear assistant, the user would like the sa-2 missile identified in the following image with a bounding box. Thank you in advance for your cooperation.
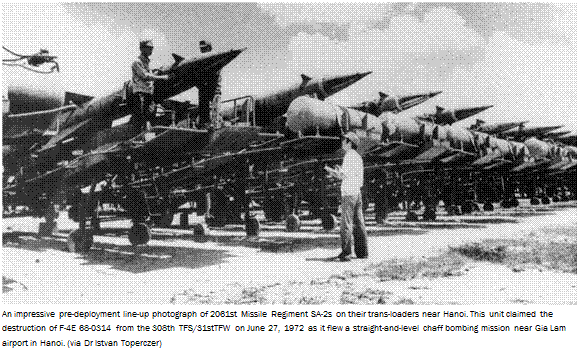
[469,120,528,135]
[556,134,577,146]
[349,91,442,116]
[284,96,382,154]
[221,71,372,128]
[499,125,564,140]
[415,105,493,125]
[543,130,572,139]
[34,47,245,154]
[153,48,246,102]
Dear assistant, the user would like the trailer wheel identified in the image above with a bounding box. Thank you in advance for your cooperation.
[561,195,570,202]
[446,205,461,216]
[91,217,101,230]
[128,223,151,246]
[530,197,540,205]
[541,196,550,205]
[405,211,419,222]
[153,211,173,228]
[245,216,260,236]
[483,202,494,211]
[191,223,205,236]
[375,210,387,225]
[461,203,473,215]
[286,214,301,232]
[422,207,436,221]
[179,212,189,228]
[38,221,58,237]
[321,213,338,231]
[67,230,93,253]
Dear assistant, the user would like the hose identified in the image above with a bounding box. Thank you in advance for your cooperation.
[2,46,60,73]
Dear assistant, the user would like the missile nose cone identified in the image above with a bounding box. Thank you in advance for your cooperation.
[429,91,443,98]
[454,105,493,121]
[204,47,246,70]
[323,71,372,96]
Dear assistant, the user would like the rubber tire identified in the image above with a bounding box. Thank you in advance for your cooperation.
[67,230,93,253]
[179,212,189,228]
[321,213,338,231]
[91,217,100,230]
[191,223,205,236]
[446,205,460,216]
[245,216,260,236]
[375,210,387,225]
[39,221,57,237]
[153,212,173,228]
[483,202,494,211]
[422,207,436,221]
[128,223,151,246]
[541,196,550,205]
[461,203,473,215]
[405,211,419,222]
[286,214,301,232]
[552,195,560,203]
[530,197,540,205]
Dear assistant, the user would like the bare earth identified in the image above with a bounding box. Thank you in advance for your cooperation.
[2,201,576,304]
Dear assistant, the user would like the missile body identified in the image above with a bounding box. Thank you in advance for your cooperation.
[349,91,441,116]
[221,72,372,128]
[543,130,572,139]
[416,105,493,125]
[470,120,528,135]
[153,48,245,102]
[500,125,564,140]
[557,134,577,146]
[284,96,382,153]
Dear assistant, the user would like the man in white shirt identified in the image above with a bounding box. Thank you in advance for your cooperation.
[130,40,170,131]
[325,132,368,261]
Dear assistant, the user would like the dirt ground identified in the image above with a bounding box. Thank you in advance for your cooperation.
[2,201,576,304]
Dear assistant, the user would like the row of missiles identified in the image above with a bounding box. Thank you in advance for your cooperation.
[3,42,575,190]
[282,95,576,171]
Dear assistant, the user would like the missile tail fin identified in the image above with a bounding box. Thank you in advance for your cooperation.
[172,53,185,65]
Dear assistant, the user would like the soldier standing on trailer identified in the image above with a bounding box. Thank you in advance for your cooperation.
[325,132,368,261]
[130,40,170,132]
[197,41,223,129]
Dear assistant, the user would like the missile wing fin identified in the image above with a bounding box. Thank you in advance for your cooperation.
[64,91,94,106]
[172,53,185,66]
[38,118,92,153]
[3,105,77,140]
[299,74,313,90]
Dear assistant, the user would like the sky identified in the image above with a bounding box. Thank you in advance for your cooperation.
[1,2,577,132]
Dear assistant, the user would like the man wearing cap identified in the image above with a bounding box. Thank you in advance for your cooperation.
[130,40,170,131]
[325,132,368,261]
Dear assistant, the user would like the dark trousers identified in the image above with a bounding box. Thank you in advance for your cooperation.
[131,92,155,131]
[340,192,368,258]
[198,71,222,126]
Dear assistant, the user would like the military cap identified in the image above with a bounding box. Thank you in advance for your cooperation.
[199,40,212,53]
[140,40,154,49]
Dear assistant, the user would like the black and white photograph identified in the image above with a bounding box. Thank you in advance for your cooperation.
[2,2,577,305]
